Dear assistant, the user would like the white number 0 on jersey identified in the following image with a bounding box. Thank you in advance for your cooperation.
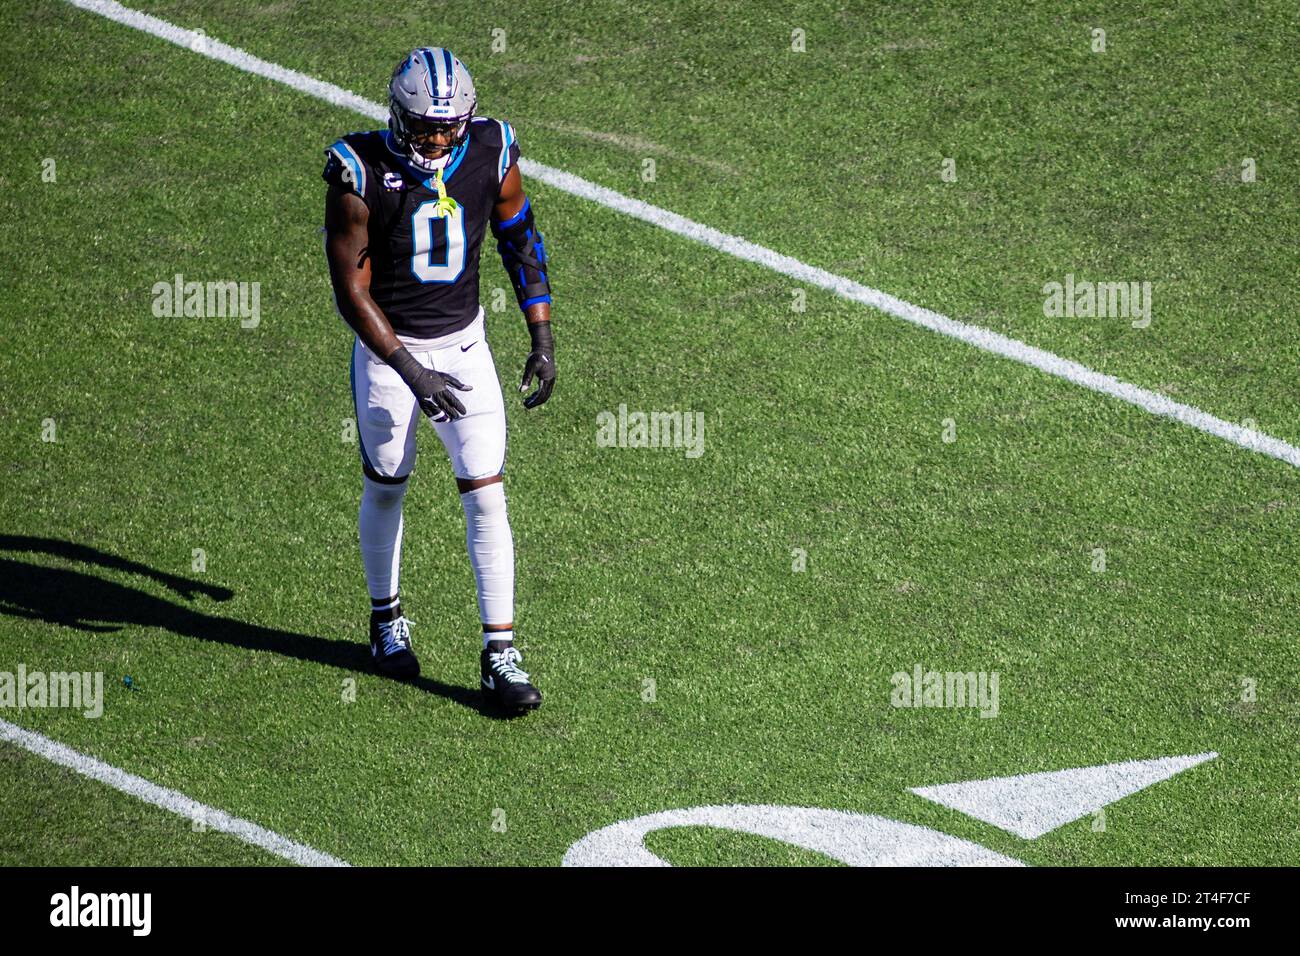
[410,201,467,284]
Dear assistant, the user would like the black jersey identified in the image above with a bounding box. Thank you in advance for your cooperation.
[323,118,520,338]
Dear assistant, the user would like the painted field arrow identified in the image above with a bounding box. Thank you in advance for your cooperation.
[911,752,1219,839]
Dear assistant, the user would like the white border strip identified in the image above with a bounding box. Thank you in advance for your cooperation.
[64,0,1300,473]
[1,718,349,867]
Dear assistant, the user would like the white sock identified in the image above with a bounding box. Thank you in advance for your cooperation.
[483,629,514,649]
[359,475,408,601]
[460,482,515,630]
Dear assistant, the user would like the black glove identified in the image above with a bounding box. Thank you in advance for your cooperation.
[387,345,472,422]
[520,321,556,409]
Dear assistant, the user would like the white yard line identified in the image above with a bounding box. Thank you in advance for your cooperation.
[1,717,351,868]
[64,0,1300,469]
[1,718,349,866]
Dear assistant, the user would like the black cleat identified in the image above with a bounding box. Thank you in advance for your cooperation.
[481,645,542,712]
[370,616,420,680]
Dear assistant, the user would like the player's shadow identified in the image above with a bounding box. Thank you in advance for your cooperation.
[0,535,498,715]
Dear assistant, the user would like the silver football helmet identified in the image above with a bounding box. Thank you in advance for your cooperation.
[388,47,477,171]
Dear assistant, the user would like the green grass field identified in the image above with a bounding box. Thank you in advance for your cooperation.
[0,0,1296,866]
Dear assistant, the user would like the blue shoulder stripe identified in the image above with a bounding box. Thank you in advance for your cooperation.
[328,139,367,197]
[497,120,516,182]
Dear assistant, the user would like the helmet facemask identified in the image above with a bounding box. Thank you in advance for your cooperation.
[389,106,471,170]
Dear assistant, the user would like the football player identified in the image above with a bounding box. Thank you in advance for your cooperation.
[322,48,553,712]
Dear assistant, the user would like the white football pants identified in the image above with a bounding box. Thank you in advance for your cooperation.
[350,309,514,626]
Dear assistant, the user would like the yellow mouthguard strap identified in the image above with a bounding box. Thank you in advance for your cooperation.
[431,166,459,217]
